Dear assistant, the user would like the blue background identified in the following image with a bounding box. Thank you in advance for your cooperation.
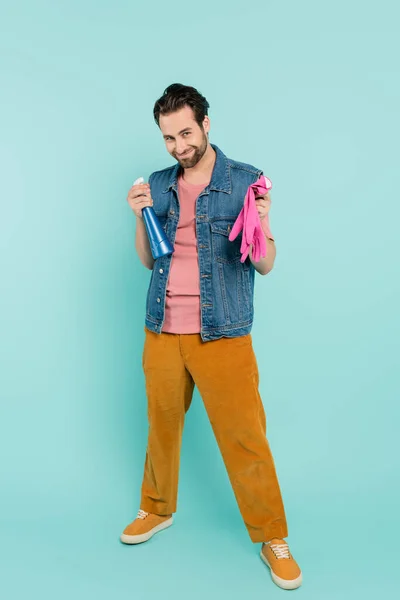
[1,1,399,598]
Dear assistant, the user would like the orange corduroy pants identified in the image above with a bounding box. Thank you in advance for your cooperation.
[140,327,288,543]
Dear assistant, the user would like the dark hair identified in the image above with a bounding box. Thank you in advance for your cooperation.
[153,83,210,128]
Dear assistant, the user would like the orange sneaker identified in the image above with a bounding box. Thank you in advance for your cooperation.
[260,538,303,590]
[120,509,173,544]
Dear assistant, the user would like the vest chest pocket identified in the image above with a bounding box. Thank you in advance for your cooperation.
[210,220,244,265]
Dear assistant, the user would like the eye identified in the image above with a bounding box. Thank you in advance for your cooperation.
[183,132,191,137]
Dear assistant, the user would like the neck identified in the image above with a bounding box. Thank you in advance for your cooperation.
[183,142,216,184]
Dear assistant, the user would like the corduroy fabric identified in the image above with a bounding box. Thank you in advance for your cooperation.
[140,327,288,543]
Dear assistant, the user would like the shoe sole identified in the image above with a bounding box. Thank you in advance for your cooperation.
[260,550,303,590]
[120,517,173,545]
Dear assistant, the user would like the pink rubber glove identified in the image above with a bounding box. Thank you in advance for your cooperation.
[229,175,273,263]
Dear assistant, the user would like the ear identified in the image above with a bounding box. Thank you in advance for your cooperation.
[202,116,210,133]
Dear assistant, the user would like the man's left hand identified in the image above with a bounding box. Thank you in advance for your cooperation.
[255,191,272,220]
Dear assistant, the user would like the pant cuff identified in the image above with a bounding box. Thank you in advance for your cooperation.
[140,498,176,516]
[249,522,289,544]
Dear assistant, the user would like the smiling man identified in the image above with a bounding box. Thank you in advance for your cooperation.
[123,83,302,591]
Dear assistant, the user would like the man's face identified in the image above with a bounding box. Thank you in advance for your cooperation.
[159,105,209,169]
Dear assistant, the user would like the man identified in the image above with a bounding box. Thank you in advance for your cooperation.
[122,83,302,590]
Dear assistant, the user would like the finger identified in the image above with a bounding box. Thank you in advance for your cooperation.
[255,192,271,201]
[255,200,267,209]
[128,195,152,208]
[134,199,152,209]
[132,203,153,214]
[137,198,153,207]
[131,189,150,200]
[130,184,150,195]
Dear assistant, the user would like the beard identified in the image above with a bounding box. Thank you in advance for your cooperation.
[173,131,208,168]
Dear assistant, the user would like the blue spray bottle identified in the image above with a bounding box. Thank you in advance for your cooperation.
[134,177,174,259]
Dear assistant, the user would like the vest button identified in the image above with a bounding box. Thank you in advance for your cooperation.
[159,268,164,274]
[169,209,175,215]
[157,298,161,303]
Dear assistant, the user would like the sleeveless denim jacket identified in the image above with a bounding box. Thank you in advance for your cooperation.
[144,143,263,342]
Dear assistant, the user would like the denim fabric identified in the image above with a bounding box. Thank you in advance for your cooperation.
[145,144,263,341]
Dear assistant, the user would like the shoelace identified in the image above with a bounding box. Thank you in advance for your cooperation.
[136,509,149,520]
[269,542,291,559]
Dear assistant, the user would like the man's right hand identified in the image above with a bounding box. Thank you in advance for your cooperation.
[126,182,153,219]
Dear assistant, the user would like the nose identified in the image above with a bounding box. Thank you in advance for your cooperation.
[176,143,188,156]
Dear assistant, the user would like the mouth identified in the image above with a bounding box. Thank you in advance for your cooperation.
[177,149,194,159]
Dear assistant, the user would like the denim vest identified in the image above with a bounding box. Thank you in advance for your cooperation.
[144,143,263,342]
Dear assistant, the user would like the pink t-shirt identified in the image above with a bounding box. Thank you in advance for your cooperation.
[161,173,274,334]
[162,175,208,334]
